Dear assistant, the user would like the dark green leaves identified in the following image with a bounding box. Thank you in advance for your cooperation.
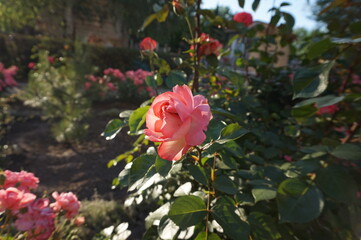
[155,155,172,177]
[213,175,238,195]
[140,4,169,31]
[216,123,249,144]
[307,38,335,60]
[252,0,261,11]
[165,70,187,88]
[316,165,357,203]
[291,105,318,118]
[168,195,207,229]
[294,95,344,108]
[129,154,156,186]
[195,232,221,240]
[238,0,245,8]
[102,119,125,140]
[249,212,282,240]
[212,201,250,240]
[128,106,149,135]
[252,186,277,203]
[292,61,335,99]
[277,178,324,223]
[330,144,361,161]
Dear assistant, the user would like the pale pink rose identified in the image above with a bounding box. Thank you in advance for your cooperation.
[15,198,55,240]
[0,187,36,211]
[233,12,253,26]
[144,85,212,160]
[3,170,39,191]
[51,192,81,219]
[74,216,85,226]
[126,70,135,79]
[112,69,126,81]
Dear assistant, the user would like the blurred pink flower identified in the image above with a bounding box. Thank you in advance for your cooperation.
[112,69,125,81]
[103,68,114,75]
[0,187,36,211]
[3,170,39,191]
[51,192,80,219]
[15,198,55,240]
[28,62,36,69]
[107,82,116,91]
[85,75,97,82]
[284,155,293,162]
[2,65,18,87]
[74,216,85,226]
[352,74,361,85]
[233,12,253,27]
[48,56,55,64]
[316,104,338,115]
[84,82,92,90]
[139,37,157,51]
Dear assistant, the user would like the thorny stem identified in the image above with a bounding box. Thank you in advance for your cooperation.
[192,0,202,92]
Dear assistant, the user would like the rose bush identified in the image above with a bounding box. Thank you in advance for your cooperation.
[144,84,212,160]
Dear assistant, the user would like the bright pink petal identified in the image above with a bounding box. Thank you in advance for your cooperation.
[158,139,190,161]
[160,111,183,138]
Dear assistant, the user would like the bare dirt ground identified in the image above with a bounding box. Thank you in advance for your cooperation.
[3,101,138,200]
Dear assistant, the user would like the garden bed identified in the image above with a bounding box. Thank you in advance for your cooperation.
[3,100,138,200]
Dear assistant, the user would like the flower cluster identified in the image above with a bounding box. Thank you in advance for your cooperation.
[84,68,155,99]
[190,33,223,57]
[145,85,212,161]
[0,170,83,240]
[0,63,18,91]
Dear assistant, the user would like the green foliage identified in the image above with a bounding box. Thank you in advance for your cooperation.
[103,0,361,239]
[21,50,90,142]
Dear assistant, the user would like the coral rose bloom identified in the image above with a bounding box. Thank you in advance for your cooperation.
[233,12,253,27]
[145,85,212,161]
[51,192,81,219]
[0,187,36,211]
[140,37,157,51]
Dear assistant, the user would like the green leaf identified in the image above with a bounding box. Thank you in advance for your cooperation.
[145,75,156,89]
[119,110,134,118]
[282,12,295,31]
[292,61,335,99]
[195,232,221,240]
[249,212,282,240]
[291,105,318,118]
[238,0,245,8]
[307,38,335,60]
[140,13,157,31]
[139,4,169,31]
[212,202,250,240]
[168,195,207,229]
[331,37,361,44]
[102,119,125,140]
[350,21,361,34]
[252,186,277,203]
[277,178,324,223]
[294,95,344,108]
[129,154,156,185]
[165,70,187,88]
[213,175,238,195]
[216,123,249,144]
[316,165,357,203]
[187,165,208,186]
[206,54,219,68]
[330,144,361,161]
[252,0,261,11]
[128,106,149,135]
[155,155,172,177]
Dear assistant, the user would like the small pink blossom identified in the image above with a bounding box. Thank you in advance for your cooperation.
[28,62,36,69]
[145,85,212,161]
[3,170,39,191]
[48,56,55,64]
[316,104,338,115]
[74,216,85,226]
[107,82,116,91]
[284,155,293,162]
[84,82,92,90]
[103,68,114,75]
[352,74,361,85]
[51,192,81,219]
[0,187,36,211]
[2,65,18,87]
[112,69,126,81]
[15,198,55,240]
[85,75,97,82]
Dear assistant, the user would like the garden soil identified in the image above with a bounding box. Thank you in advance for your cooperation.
[3,101,139,200]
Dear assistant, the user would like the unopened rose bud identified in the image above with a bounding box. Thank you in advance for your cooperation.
[172,0,185,16]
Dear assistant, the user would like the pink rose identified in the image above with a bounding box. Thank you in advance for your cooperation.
[107,82,117,91]
[112,69,126,81]
[3,170,39,191]
[233,12,253,27]
[51,192,81,219]
[144,85,212,161]
[15,198,55,240]
[48,56,55,64]
[103,68,114,75]
[28,62,36,69]
[84,82,92,90]
[284,155,293,162]
[140,37,157,51]
[0,187,36,211]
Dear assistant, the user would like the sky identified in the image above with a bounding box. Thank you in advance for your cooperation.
[201,0,319,30]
